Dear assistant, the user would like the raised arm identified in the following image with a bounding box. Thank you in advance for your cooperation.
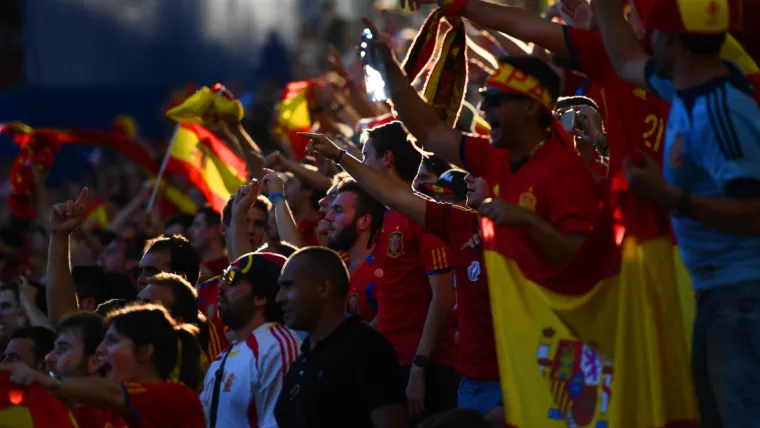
[261,169,304,247]
[227,180,260,258]
[362,18,464,168]
[301,132,427,227]
[592,0,651,88]
[46,188,88,324]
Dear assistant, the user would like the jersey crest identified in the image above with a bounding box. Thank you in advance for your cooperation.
[387,231,404,258]
[518,188,537,212]
[347,293,359,315]
[467,261,481,282]
[536,327,614,426]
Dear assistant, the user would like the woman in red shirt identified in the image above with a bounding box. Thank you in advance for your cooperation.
[3,304,206,428]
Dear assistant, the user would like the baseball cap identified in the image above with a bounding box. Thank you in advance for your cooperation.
[222,252,287,300]
[419,169,468,201]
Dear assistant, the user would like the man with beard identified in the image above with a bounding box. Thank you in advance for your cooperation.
[324,178,386,322]
[308,134,505,426]
[200,251,301,428]
[302,121,457,422]
[197,193,272,358]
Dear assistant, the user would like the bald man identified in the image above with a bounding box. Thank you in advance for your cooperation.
[275,247,409,428]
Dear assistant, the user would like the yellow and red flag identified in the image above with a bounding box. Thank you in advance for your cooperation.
[273,81,315,160]
[82,197,109,230]
[0,373,78,427]
[164,124,247,212]
[165,84,244,125]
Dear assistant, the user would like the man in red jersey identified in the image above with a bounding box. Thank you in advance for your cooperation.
[324,178,386,323]
[399,0,671,167]
[187,206,227,281]
[307,133,506,426]
[302,121,457,422]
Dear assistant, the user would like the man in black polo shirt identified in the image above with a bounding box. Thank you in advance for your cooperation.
[275,247,409,428]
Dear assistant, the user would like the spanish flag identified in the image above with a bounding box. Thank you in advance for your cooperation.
[82,197,109,230]
[273,81,314,160]
[164,124,247,212]
[0,373,78,427]
[478,54,698,427]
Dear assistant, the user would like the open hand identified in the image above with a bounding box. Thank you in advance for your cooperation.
[299,132,342,160]
[1,362,52,388]
[50,188,88,236]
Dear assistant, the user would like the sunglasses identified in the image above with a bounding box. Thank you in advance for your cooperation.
[221,266,243,286]
[480,91,529,108]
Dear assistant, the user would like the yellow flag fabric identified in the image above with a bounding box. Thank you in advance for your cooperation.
[273,81,313,160]
[164,124,246,212]
[166,86,244,125]
[482,200,699,427]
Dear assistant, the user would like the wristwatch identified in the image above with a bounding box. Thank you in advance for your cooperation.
[412,354,429,368]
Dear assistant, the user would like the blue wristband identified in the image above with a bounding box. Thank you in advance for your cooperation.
[269,192,285,200]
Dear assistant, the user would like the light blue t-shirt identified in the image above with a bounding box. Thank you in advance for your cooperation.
[646,60,760,290]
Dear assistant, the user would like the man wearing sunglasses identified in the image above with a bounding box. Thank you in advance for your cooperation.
[201,252,301,428]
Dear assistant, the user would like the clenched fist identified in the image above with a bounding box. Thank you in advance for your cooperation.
[50,188,88,236]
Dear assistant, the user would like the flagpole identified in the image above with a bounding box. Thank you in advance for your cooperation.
[147,123,180,212]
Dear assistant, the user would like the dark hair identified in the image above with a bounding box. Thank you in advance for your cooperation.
[331,171,351,187]
[94,299,135,318]
[72,265,110,308]
[291,174,327,211]
[419,409,491,428]
[10,326,56,364]
[57,312,106,357]
[143,235,201,285]
[335,179,386,248]
[164,214,194,233]
[556,95,600,112]
[91,229,117,248]
[0,281,47,315]
[268,241,299,258]
[290,247,350,297]
[680,33,726,56]
[363,121,422,183]
[222,195,272,227]
[145,273,199,326]
[105,304,202,389]
[421,156,451,178]
[105,271,138,301]
[118,233,148,262]
[196,206,221,227]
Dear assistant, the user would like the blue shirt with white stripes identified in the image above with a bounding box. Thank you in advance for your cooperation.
[646,60,760,290]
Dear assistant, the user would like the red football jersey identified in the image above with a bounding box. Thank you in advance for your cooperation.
[297,219,320,247]
[204,256,228,277]
[347,255,378,323]
[373,209,456,366]
[121,381,205,428]
[71,406,128,428]
[197,277,230,360]
[563,26,671,169]
[424,200,498,381]
[461,135,598,275]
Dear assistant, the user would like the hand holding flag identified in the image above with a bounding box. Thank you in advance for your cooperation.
[49,188,88,237]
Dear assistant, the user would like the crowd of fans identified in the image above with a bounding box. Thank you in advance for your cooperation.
[0,0,758,427]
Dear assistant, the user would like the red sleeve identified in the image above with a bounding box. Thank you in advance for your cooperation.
[122,382,205,428]
[424,200,478,247]
[546,156,599,234]
[416,221,453,275]
[298,219,320,246]
[562,26,614,82]
[460,134,497,178]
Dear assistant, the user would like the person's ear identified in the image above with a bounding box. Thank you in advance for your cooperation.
[357,214,372,232]
[135,344,155,364]
[253,295,267,308]
[80,297,97,312]
[87,354,104,375]
[382,150,394,169]
[524,100,542,119]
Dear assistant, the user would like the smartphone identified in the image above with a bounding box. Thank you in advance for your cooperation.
[359,28,390,103]
[560,110,576,132]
